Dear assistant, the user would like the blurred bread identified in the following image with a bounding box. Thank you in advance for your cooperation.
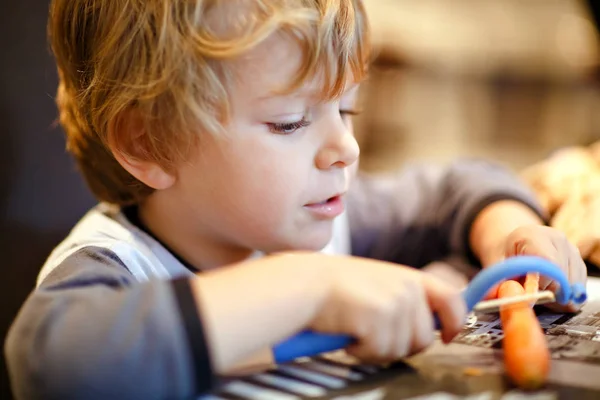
[521,146,600,214]
[522,141,600,267]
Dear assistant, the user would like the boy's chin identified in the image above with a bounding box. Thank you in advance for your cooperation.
[264,224,335,253]
[289,230,334,252]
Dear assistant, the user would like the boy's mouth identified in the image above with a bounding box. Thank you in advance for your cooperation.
[305,192,344,206]
[304,195,345,219]
[313,196,338,205]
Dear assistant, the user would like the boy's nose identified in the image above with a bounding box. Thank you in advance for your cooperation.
[315,123,360,170]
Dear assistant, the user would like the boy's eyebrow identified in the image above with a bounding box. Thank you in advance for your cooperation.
[256,82,360,103]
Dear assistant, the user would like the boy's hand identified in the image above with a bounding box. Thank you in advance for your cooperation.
[193,253,466,373]
[310,257,467,363]
[501,225,587,312]
[470,200,587,312]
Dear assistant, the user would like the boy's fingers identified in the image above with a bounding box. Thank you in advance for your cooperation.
[407,285,434,354]
[346,328,397,364]
[422,276,467,343]
[508,237,561,290]
[391,300,412,358]
[483,283,500,300]
[544,280,582,313]
[567,242,587,286]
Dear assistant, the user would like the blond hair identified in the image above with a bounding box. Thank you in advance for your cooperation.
[49,0,370,205]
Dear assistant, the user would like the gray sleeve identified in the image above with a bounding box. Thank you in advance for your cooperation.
[347,159,547,267]
[4,247,215,400]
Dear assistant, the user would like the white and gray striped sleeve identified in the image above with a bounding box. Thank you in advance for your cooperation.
[4,246,215,400]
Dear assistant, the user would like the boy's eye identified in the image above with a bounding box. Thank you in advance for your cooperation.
[340,109,361,116]
[340,109,362,121]
[267,117,311,135]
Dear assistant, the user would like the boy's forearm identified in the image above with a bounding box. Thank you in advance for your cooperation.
[469,200,545,267]
[190,253,330,375]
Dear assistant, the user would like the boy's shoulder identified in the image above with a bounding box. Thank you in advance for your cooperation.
[38,205,352,288]
[37,204,194,287]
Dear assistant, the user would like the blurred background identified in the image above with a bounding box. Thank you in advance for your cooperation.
[355,0,600,172]
[1,0,600,398]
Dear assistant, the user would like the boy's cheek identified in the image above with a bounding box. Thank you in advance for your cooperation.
[348,161,359,181]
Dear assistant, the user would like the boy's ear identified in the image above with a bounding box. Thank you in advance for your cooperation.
[107,111,176,190]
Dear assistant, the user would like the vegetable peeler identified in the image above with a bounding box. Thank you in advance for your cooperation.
[272,256,587,363]
[472,289,555,314]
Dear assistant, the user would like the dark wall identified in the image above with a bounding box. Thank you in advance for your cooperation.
[588,0,600,32]
[0,1,95,397]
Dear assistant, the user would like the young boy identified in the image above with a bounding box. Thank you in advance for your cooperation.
[5,0,587,399]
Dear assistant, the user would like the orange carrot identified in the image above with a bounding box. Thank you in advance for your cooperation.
[498,280,550,389]
[524,273,540,296]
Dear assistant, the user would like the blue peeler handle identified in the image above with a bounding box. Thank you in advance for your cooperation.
[273,256,587,363]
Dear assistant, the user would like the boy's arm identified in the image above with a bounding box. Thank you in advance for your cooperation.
[469,199,546,267]
[346,159,547,267]
[5,248,328,400]
[5,247,213,400]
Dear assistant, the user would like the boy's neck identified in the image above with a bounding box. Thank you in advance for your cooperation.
[135,197,255,271]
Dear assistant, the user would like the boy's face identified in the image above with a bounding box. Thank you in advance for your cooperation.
[159,34,360,257]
